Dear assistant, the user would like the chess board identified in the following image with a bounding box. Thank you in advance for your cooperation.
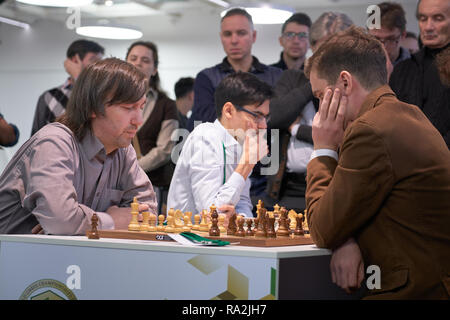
[91,229,314,247]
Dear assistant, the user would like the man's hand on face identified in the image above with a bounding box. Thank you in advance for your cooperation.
[312,88,347,151]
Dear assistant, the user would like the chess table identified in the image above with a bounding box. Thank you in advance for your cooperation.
[0,234,362,300]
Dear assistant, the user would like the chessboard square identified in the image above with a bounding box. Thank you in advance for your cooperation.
[187,255,224,275]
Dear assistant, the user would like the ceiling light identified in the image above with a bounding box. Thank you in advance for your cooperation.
[0,16,30,29]
[205,0,229,7]
[221,4,294,24]
[76,21,143,40]
[16,0,93,7]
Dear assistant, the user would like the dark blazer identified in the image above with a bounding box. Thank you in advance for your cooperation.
[306,85,450,299]
[267,69,317,200]
[136,92,178,187]
[389,45,450,148]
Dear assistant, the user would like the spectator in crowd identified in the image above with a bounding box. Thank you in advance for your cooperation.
[390,0,450,148]
[31,39,104,135]
[367,2,411,66]
[271,12,312,71]
[400,31,420,54]
[266,12,354,213]
[126,41,179,214]
[174,77,195,130]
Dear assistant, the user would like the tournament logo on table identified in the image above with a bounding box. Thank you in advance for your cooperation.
[19,279,77,300]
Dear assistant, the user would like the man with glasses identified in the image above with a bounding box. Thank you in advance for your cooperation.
[167,72,272,222]
[367,2,410,67]
[271,12,312,71]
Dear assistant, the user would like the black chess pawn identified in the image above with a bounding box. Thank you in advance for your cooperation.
[209,205,220,236]
[235,216,246,237]
[246,219,254,236]
[227,213,237,236]
[267,216,276,238]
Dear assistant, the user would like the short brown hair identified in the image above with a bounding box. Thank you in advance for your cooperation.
[377,2,407,32]
[305,26,387,90]
[58,58,148,140]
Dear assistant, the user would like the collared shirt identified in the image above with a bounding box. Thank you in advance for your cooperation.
[287,101,315,172]
[167,119,252,217]
[0,122,156,235]
[31,78,73,136]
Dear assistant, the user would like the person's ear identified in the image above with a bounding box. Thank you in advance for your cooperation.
[252,30,257,44]
[222,102,235,120]
[339,71,353,96]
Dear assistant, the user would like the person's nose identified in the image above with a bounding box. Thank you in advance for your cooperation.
[132,108,144,127]
[231,33,239,43]
[258,118,268,129]
[424,18,435,32]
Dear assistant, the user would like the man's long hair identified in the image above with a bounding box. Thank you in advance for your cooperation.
[58,58,148,140]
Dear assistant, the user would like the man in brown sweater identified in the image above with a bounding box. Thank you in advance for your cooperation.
[305,26,450,299]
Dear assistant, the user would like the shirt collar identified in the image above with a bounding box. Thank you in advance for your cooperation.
[80,129,108,161]
[214,119,240,148]
[357,84,396,118]
[218,56,266,73]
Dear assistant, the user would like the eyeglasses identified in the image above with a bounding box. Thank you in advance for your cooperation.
[282,32,309,41]
[374,35,401,47]
[234,104,270,124]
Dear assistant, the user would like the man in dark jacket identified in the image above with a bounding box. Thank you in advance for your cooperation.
[389,0,450,148]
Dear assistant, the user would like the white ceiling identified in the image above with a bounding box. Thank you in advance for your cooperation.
[0,0,419,39]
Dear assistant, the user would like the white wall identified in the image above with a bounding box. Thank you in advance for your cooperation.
[0,1,420,169]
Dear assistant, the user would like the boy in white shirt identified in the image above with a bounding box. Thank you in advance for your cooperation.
[167,72,273,221]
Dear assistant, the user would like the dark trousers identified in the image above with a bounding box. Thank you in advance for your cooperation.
[263,172,307,214]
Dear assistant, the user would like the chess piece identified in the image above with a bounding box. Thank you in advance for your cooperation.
[140,211,150,232]
[174,209,184,229]
[288,210,297,232]
[267,216,276,238]
[87,213,100,239]
[182,215,192,232]
[227,213,237,235]
[276,207,289,237]
[294,214,304,236]
[218,214,227,233]
[303,209,310,236]
[128,197,141,231]
[273,204,280,217]
[245,218,254,236]
[192,214,201,231]
[156,214,165,232]
[209,204,220,236]
[165,216,175,233]
[186,212,193,228]
[235,216,246,237]
[255,209,267,238]
[199,209,209,232]
[148,213,157,232]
